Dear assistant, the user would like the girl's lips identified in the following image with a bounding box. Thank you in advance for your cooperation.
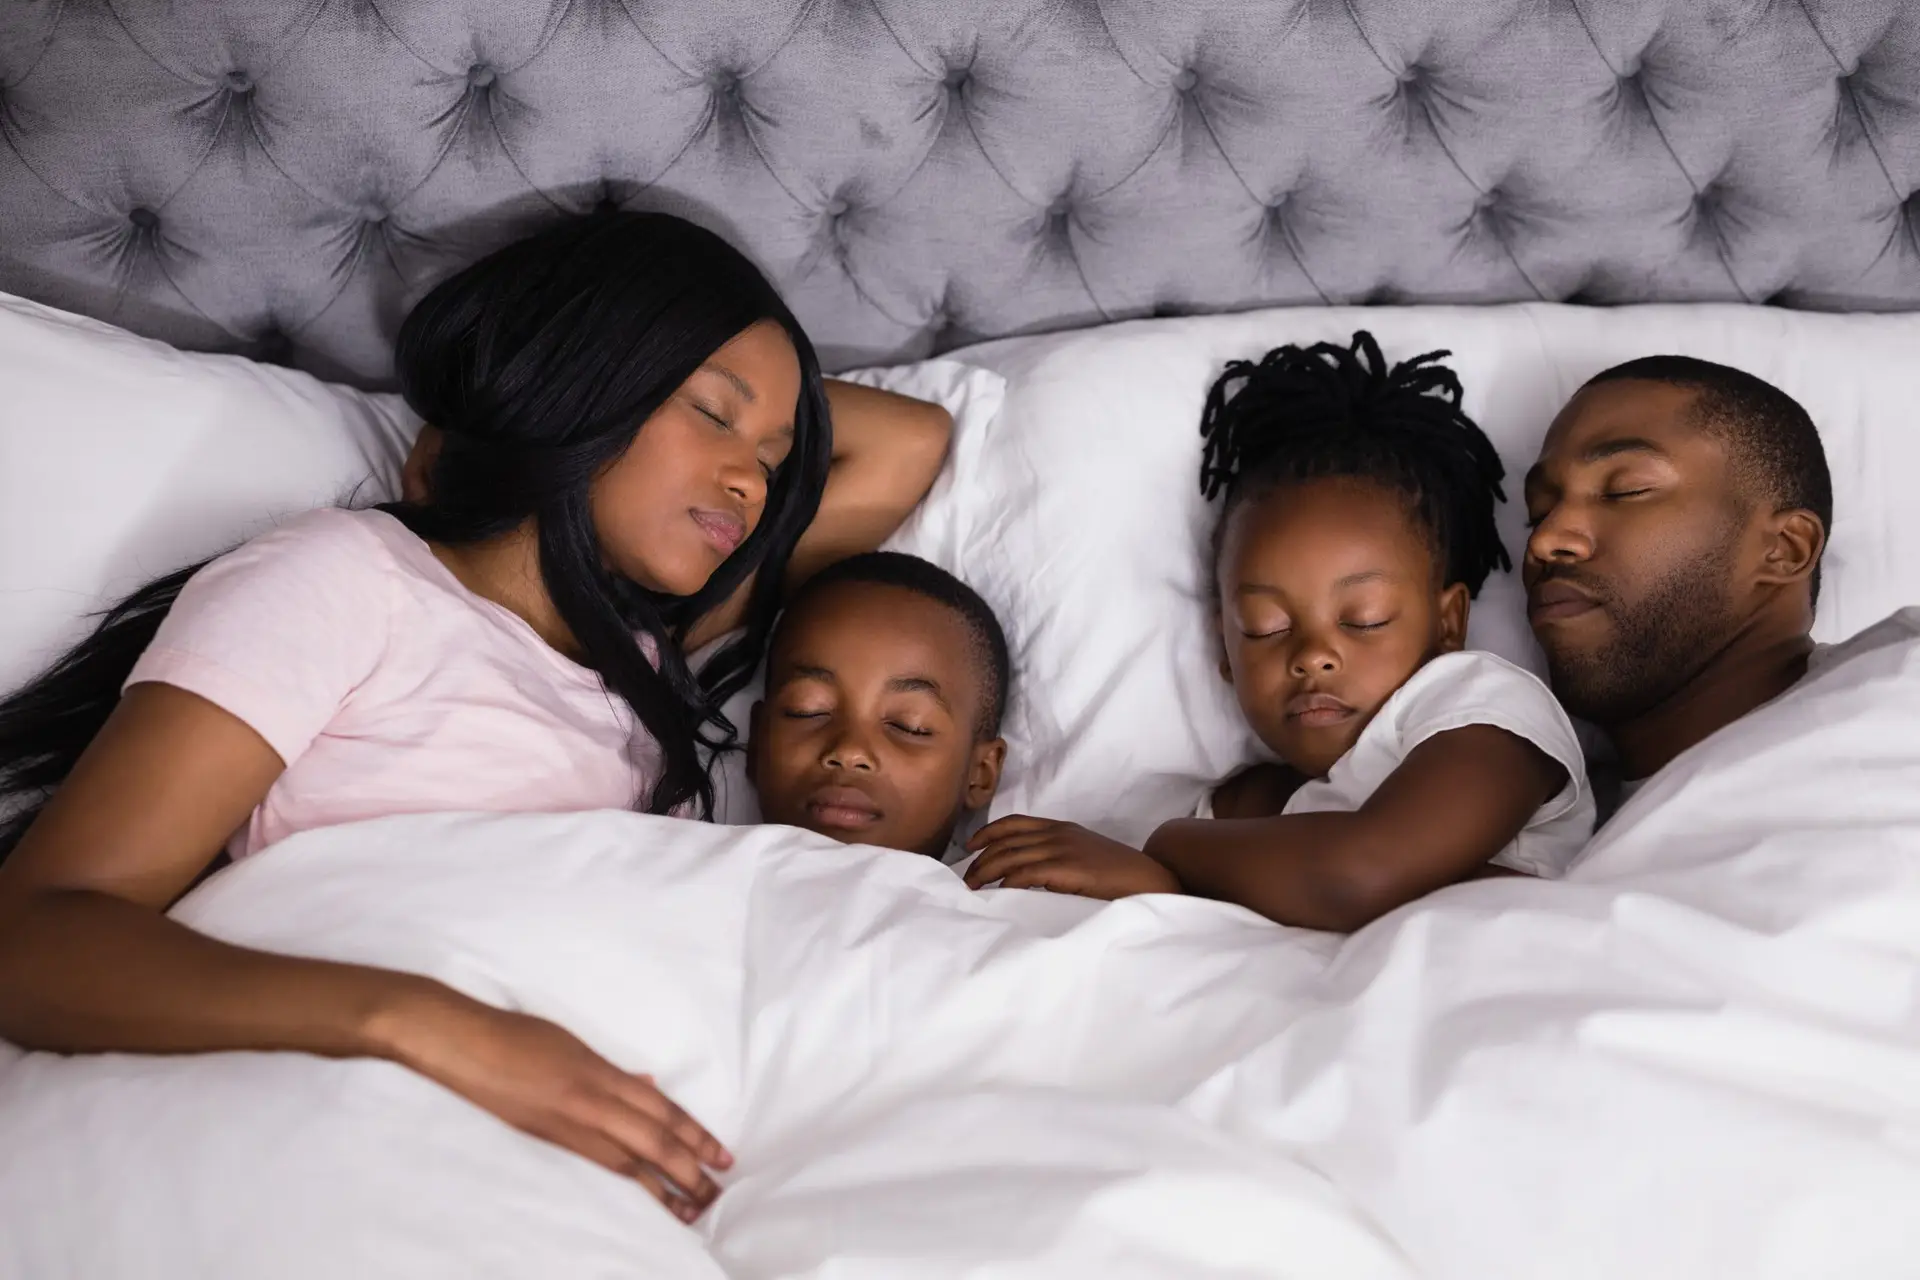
[691,508,746,554]
[1284,691,1355,728]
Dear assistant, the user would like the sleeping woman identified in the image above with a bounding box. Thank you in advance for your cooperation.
[0,212,952,1223]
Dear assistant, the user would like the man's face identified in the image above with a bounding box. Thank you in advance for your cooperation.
[1523,380,1756,727]
[749,581,1004,857]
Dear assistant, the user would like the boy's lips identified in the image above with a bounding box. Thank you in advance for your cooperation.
[691,508,746,554]
[1284,691,1355,728]
[804,785,883,830]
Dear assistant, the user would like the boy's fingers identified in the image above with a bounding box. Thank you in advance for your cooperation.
[965,842,1059,888]
[963,835,1057,884]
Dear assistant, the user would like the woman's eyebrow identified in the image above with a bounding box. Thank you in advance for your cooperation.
[698,363,756,402]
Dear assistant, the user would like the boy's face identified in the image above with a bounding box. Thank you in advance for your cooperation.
[750,580,1006,857]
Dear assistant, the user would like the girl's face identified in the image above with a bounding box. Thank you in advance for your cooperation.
[593,319,804,596]
[1217,476,1469,779]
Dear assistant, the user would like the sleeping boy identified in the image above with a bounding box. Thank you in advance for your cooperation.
[748,552,1010,860]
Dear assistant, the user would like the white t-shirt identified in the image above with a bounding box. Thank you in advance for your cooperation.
[1198,650,1595,878]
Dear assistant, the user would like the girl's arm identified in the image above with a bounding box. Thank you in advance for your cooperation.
[1144,724,1566,932]
[680,379,952,650]
[0,684,730,1219]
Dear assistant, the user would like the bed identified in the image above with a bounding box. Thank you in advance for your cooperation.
[4,3,1920,1277]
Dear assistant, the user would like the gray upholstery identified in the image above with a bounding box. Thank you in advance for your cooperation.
[3,1,1918,385]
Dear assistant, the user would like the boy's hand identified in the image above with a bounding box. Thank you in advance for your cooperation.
[964,816,1180,899]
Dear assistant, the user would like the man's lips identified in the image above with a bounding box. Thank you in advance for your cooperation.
[804,786,883,829]
[1528,578,1602,624]
[1284,691,1355,728]
[691,508,746,554]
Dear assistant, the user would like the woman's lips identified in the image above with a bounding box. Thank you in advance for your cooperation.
[691,508,746,554]
[1285,691,1355,728]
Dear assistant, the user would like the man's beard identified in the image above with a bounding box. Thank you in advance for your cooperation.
[1539,542,1739,729]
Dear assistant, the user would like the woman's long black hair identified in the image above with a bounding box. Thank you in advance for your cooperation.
[1198,330,1510,595]
[0,212,831,854]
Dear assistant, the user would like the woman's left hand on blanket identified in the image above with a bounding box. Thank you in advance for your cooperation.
[964,817,1180,898]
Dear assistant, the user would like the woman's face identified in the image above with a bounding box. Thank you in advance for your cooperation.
[594,320,804,596]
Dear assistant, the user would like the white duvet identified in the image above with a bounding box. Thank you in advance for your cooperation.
[4,610,1919,1279]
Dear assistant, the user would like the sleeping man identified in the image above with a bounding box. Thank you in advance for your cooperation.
[748,552,1010,860]
[1522,356,1833,815]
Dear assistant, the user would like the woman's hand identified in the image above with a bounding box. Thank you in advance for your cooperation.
[963,816,1180,899]
[387,991,733,1222]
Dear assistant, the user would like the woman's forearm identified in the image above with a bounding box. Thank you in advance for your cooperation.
[0,887,451,1063]
[821,379,953,464]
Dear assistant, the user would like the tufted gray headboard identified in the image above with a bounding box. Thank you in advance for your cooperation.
[3,1,1918,386]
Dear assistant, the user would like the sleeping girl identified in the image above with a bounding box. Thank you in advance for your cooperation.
[965,332,1594,931]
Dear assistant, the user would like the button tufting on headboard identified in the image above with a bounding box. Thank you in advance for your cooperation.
[1,0,1918,385]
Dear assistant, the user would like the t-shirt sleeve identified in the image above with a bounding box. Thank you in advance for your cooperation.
[125,511,392,766]
[1388,651,1589,829]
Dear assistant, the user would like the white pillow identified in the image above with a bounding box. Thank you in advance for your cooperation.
[926,304,1920,847]
[0,293,418,692]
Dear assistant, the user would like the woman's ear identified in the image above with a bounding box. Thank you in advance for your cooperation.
[964,737,1008,810]
[1435,583,1471,653]
[401,425,443,504]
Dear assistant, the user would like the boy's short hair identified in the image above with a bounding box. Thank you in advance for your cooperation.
[777,552,1011,737]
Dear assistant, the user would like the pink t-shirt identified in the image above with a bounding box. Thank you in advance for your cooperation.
[126,508,666,858]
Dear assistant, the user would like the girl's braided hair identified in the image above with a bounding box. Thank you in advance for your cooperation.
[1199,330,1510,595]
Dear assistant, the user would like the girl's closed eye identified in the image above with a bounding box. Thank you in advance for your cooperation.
[1342,617,1392,632]
[888,720,935,738]
[1238,607,1292,639]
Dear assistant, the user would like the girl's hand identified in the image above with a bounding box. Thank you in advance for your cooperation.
[963,816,1180,899]
[388,992,732,1223]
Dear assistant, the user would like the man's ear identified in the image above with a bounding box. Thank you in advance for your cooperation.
[1756,509,1825,588]
[1435,582,1471,654]
[745,700,765,786]
[964,737,1008,810]
[401,425,443,504]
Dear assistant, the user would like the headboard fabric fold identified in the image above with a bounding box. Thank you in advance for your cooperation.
[2,0,1917,384]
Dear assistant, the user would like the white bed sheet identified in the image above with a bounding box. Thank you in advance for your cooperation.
[4,611,1917,1279]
